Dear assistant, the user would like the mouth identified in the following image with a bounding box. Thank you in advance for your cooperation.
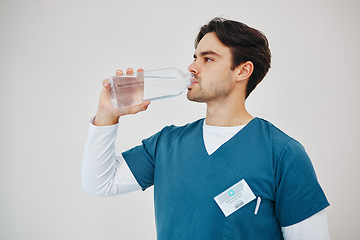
[187,76,198,90]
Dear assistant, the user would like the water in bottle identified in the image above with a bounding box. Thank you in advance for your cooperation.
[108,68,194,108]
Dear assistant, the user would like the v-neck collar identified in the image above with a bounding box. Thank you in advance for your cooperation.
[200,118,258,156]
[189,117,259,180]
[202,122,246,156]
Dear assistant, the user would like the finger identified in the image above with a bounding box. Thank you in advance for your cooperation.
[128,101,151,114]
[139,101,151,112]
[141,100,151,109]
[126,68,134,75]
[116,69,123,76]
[103,78,110,88]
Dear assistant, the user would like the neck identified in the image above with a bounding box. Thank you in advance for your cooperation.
[205,98,253,127]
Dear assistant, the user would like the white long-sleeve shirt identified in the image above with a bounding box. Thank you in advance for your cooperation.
[82,119,330,239]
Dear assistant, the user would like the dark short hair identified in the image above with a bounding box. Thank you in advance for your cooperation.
[195,17,271,99]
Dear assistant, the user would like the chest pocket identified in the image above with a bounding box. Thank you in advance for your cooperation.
[221,198,283,240]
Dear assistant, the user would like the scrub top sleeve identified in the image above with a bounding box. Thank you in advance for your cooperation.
[275,139,330,227]
[122,126,169,191]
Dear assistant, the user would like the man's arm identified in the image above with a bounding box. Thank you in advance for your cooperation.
[82,68,149,196]
[82,117,141,196]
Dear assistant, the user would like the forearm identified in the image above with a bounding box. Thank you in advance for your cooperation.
[81,117,140,197]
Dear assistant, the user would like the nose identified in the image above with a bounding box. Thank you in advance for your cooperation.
[188,61,198,75]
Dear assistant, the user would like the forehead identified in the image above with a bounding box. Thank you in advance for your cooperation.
[195,32,232,57]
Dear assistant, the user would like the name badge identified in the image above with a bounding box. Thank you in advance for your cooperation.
[214,179,255,217]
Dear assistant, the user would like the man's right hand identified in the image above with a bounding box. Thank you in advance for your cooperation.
[94,67,151,126]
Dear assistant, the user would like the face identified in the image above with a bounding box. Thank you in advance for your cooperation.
[187,32,237,103]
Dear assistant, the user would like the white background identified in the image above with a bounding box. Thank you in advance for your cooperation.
[1,0,359,239]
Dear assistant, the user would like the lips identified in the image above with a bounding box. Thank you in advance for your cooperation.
[187,77,198,90]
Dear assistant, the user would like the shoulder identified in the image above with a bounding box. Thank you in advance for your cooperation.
[255,118,313,174]
[144,118,204,144]
[254,117,305,155]
[254,118,292,141]
[164,118,204,136]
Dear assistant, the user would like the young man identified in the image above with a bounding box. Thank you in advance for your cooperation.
[82,18,330,239]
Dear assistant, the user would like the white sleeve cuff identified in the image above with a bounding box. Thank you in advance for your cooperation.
[281,209,330,240]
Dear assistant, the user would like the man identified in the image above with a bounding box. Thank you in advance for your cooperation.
[82,17,330,239]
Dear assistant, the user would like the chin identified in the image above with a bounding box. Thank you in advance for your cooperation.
[187,90,207,103]
[186,95,196,102]
[186,95,194,102]
[187,95,205,103]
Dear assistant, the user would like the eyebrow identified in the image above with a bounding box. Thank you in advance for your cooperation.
[193,50,220,59]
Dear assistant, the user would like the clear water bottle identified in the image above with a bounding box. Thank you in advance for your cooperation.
[108,68,194,108]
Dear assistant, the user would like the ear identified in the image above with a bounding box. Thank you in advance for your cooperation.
[235,61,254,82]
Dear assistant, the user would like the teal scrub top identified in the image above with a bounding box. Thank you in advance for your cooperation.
[123,117,329,240]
